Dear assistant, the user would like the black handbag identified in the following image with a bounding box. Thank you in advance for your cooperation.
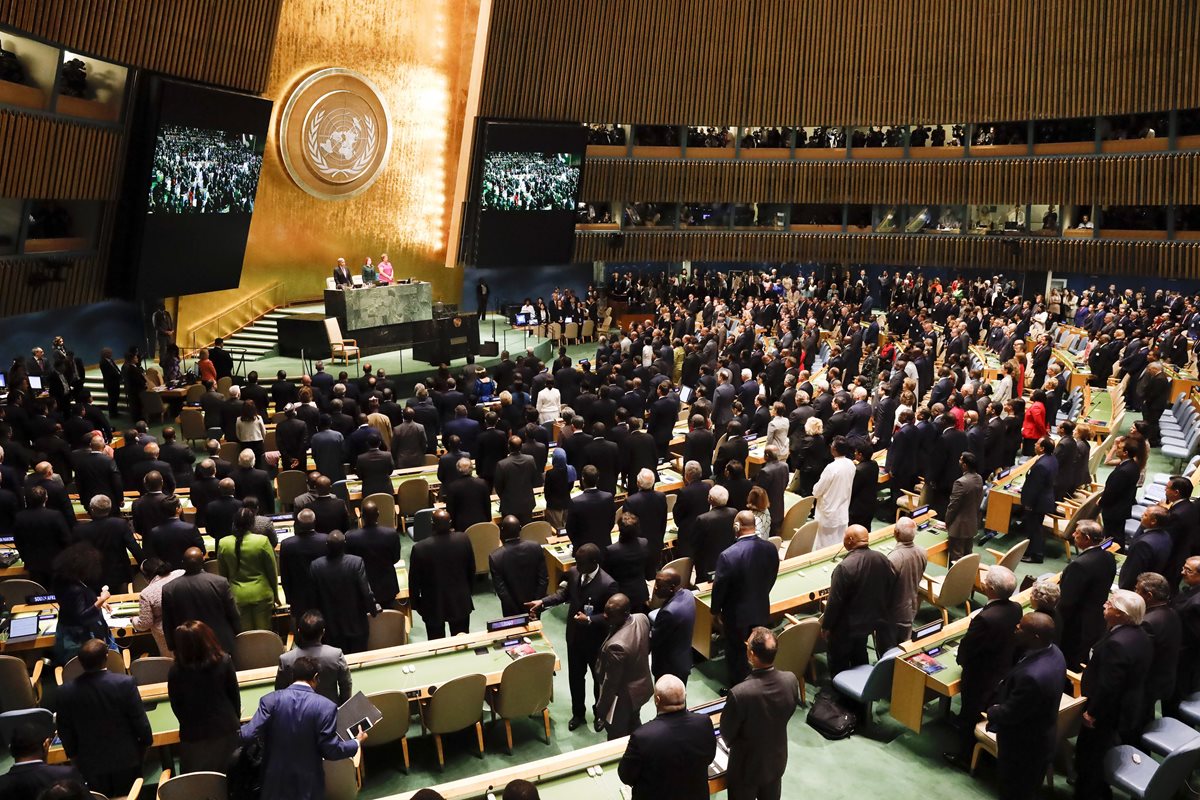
[226,736,265,800]
[805,689,858,740]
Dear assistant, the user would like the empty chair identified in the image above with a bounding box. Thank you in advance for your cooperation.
[0,655,43,711]
[129,656,174,686]
[976,540,1029,589]
[397,478,431,518]
[324,317,360,367]
[331,480,351,504]
[90,777,143,800]
[487,652,555,752]
[203,559,220,575]
[57,649,130,685]
[774,616,821,705]
[367,609,408,650]
[0,707,55,747]
[0,579,47,608]
[140,391,166,423]
[179,407,206,447]
[1139,716,1200,756]
[232,630,286,671]
[1102,734,1200,800]
[218,441,241,464]
[465,522,501,576]
[183,384,206,404]
[363,691,411,772]
[422,673,487,768]
[661,556,693,588]
[519,521,556,545]
[830,647,904,723]
[157,770,227,800]
[918,553,980,626]
[783,520,819,559]
[216,376,234,396]
[778,495,815,540]
[410,508,434,542]
[275,470,308,512]
[424,453,440,466]
[363,493,397,529]
[323,753,361,800]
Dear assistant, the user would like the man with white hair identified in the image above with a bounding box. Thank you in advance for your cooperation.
[231,447,275,512]
[618,675,717,799]
[691,484,737,582]
[948,565,1022,768]
[1074,590,1154,800]
[624,468,667,574]
[881,516,927,651]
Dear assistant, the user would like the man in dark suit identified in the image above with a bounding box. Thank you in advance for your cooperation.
[130,442,176,496]
[581,422,621,494]
[712,511,780,685]
[279,509,328,620]
[1139,362,1170,447]
[1019,437,1058,563]
[618,675,717,800]
[99,347,123,418]
[275,406,309,473]
[489,514,549,616]
[650,567,695,684]
[145,495,204,570]
[755,445,790,538]
[309,416,346,484]
[56,640,153,797]
[1169,556,1200,715]
[310,531,378,653]
[12,485,70,587]
[71,435,122,506]
[231,449,275,513]
[494,435,542,524]
[713,421,749,480]
[1075,590,1154,800]
[409,509,475,639]
[848,442,880,529]
[0,723,85,800]
[1099,440,1141,547]
[204,478,243,543]
[722,627,801,800]
[1136,572,1181,730]
[1059,519,1119,668]
[683,415,716,479]
[647,383,679,458]
[528,543,617,730]
[622,417,660,491]
[158,427,195,489]
[274,611,353,705]
[1118,506,1173,590]
[949,565,1023,766]
[566,465,616,553]
[673,461,712,561]
[162,547,240,655]
[345,499,402,609]
[75,495,142,592]
[130,471,170,537]
[712,369,736,430]
[1164,476,1200,591]
[352,434,394,499]
[623,468,668,573]
[442,456,492,532]
[821,524,893,677]
[473,412,508,486]
[885,410,920,507]
[390,407,428,469]
[303,476,351,533]
[240,655,362,800]
[691,484,739,582]
[985,612,1069,800]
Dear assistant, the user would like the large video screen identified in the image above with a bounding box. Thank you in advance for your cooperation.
[125,78,272,298]
[468,121,587,268]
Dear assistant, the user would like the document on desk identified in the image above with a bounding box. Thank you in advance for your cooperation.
[336,691,383,741]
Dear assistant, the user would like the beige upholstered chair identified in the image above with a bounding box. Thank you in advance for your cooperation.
[129,656,174,686]
[232,630,287,671]
[397,478,431,518]
[0,579,47,608]
[324,317,360,368]
[661,556,694,588]
[783,520,819,559]
[487,652,555,752]
[778,495,815,540]
[275,470,308,511]
[919,553,981,626]
[363,691,412,772]
[422,673,487,768]
[179,407,206,446]
[465,522,502,576]
[519,521,556,545]
[367,609,408,650]
[0,654,43,710]
[57,649,130,685]
[775,615,822,705]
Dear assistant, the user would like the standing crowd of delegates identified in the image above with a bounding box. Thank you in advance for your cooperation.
[7,265,1200,800]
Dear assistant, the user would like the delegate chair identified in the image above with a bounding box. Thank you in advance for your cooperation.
[324,318,360,368]
[778,495,815,540]
[218,441,241,464]
[971,694,1086,786]
[831,647,904,724]
[276,470,308,512]
[92,777,144,800]
[0,707,54,749]
[216,377,234,396]
[140,391,166,424]
[1102,734,1200,800]
[410,508,434,542]
[323,751,362,800]
[0,579,47,608]
[331,480,351,504]
[363,691,411,772]
[975,540,1029,591]
[183,384,205,405]
[397,478,431,519]
[519,521,556,545]
[57,649,130,685]
[423,454,440,466]
[1047,489,1103,561]
[465,522,501,577]
[487,652,555,753]
[0,655,43,711]
[179,408,206,448]
[1138,717,1200,757]
[422,673,487,768]
[783,520,819,559]
[776,615,821,705]
[363,493,397,529]
[918,553,980,626]
[367,610,408,650]
[661,556,693,588]
[157,771,226,800]
[232,630,287,671]
[129,657,174,686]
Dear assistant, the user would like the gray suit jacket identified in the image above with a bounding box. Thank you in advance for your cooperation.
[722,667,800,787]
[946,471,984,540]
[276,643,353,705]
[595,613,652,724]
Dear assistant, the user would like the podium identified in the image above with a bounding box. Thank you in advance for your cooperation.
[412,314,479,365]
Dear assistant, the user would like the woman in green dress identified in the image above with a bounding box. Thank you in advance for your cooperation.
[217,507,278,631]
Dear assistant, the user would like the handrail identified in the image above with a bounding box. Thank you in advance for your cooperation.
[184,282,286,356]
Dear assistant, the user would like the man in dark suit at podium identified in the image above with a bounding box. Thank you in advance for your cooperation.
[332,258,352,288]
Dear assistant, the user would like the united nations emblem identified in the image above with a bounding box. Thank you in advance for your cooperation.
[278,68,392,200]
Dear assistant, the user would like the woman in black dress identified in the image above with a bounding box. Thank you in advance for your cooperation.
[168,620,241,773]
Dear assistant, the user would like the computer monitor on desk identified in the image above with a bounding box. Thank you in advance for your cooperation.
[27,375,42,391]
[514,313,531,326]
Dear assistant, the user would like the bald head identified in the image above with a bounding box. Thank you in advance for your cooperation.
[654,674,687,713]
[182,547,206,574]
[844,524,870,550]
[734,510,756,535]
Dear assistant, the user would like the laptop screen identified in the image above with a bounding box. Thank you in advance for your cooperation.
[27,375,42,390]
[0,372,6,388]
[678,385,693,404]
[514,313,530,326]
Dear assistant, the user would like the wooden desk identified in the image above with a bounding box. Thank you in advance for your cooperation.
[982,456,1042,534]
[969,346,1004,381]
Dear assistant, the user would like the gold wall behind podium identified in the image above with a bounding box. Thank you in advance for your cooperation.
[177,0,481,335]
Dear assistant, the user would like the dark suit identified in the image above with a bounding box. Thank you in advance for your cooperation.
[345,524,402,607]
[618,709,717,800]
[1142,603,1181,728]
[1118,528,1172,591]
[72,450,122,505]
[683,428,716,479]
[131,491,170,537]
[390,421,428,469]
[443,475,492,532]
[306,494,351,535]
[232,465,275,513]
[145,518,204,570]
[1167,498,1200,594]
[409,531,475,638]
[279,532,329,619]
[74,516,142,591]
[848,457,879,529]
[1170,584,1200,713]
[583,437,621,494]
[203,495,243,543]
[311,553,376,653]
[691,505,738,582]
[755,461,789,537]
[0,762,84,800]
[623,430,660,490]
[1059,545,1118,667]
[606,538,650,611]
[348,450,391,501]
[161,571,241,655]
[650,586,695,683]
[489,538,549,616]
[493,452,542,523]
[540,566,618,718]
[672,480,711,561]
[712,534,780,684]
[1076,624,1154,800]
[822,547,894,676]
[956,598,1023,757]
[566,488,617,553]
[131,458,176,496]
[12,507,70,586]
[1099,459,1140,545]
[1020,454,1058,559]
[310,430,347,483]
[722,667,801,800]
[623,489,668,575]
[56,669,153,796]
[986,644,1069,800]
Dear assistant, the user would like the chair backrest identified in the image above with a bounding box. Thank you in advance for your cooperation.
[263,429,277,453]
[665,492,678,515]
[322,755,359,800]
[218,441,240,464]
[233,630,286,671]
[140,391,165,416]
[145,368,163,389]
[203,559,220,575]
[0,579,47,608]
[60,649,127,684]
[1055,694,1088,744]
[784,520,819,559]
[275,470,308,510]
[780,495,815,540]
[495,652,555,719]
[0,707,54,746]
[158,771,228,800]
[363,690,410,745]
[367,609,408,650]
[129,656,174,686]
[397,478,430,517]
[1144,734,1200,799]
[216,376,234,396]
[411,508,434,541]
[0,655,38,711]
[861,647,904,702]
[363,493,397,528]
[426,673,487,734]
[184,384,206,404]
[331,479,351,503]
[520,521,555,545]
[424,453,440,466]
[661,556,693,587]
[935,553,981,609]
[465,522,501,575]
[774,617,821,685]
[180,407,206,440]
[996,540,1029,572]
[1064,490,1104,538]
[324,317,345,345]
[326,277,337,290]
